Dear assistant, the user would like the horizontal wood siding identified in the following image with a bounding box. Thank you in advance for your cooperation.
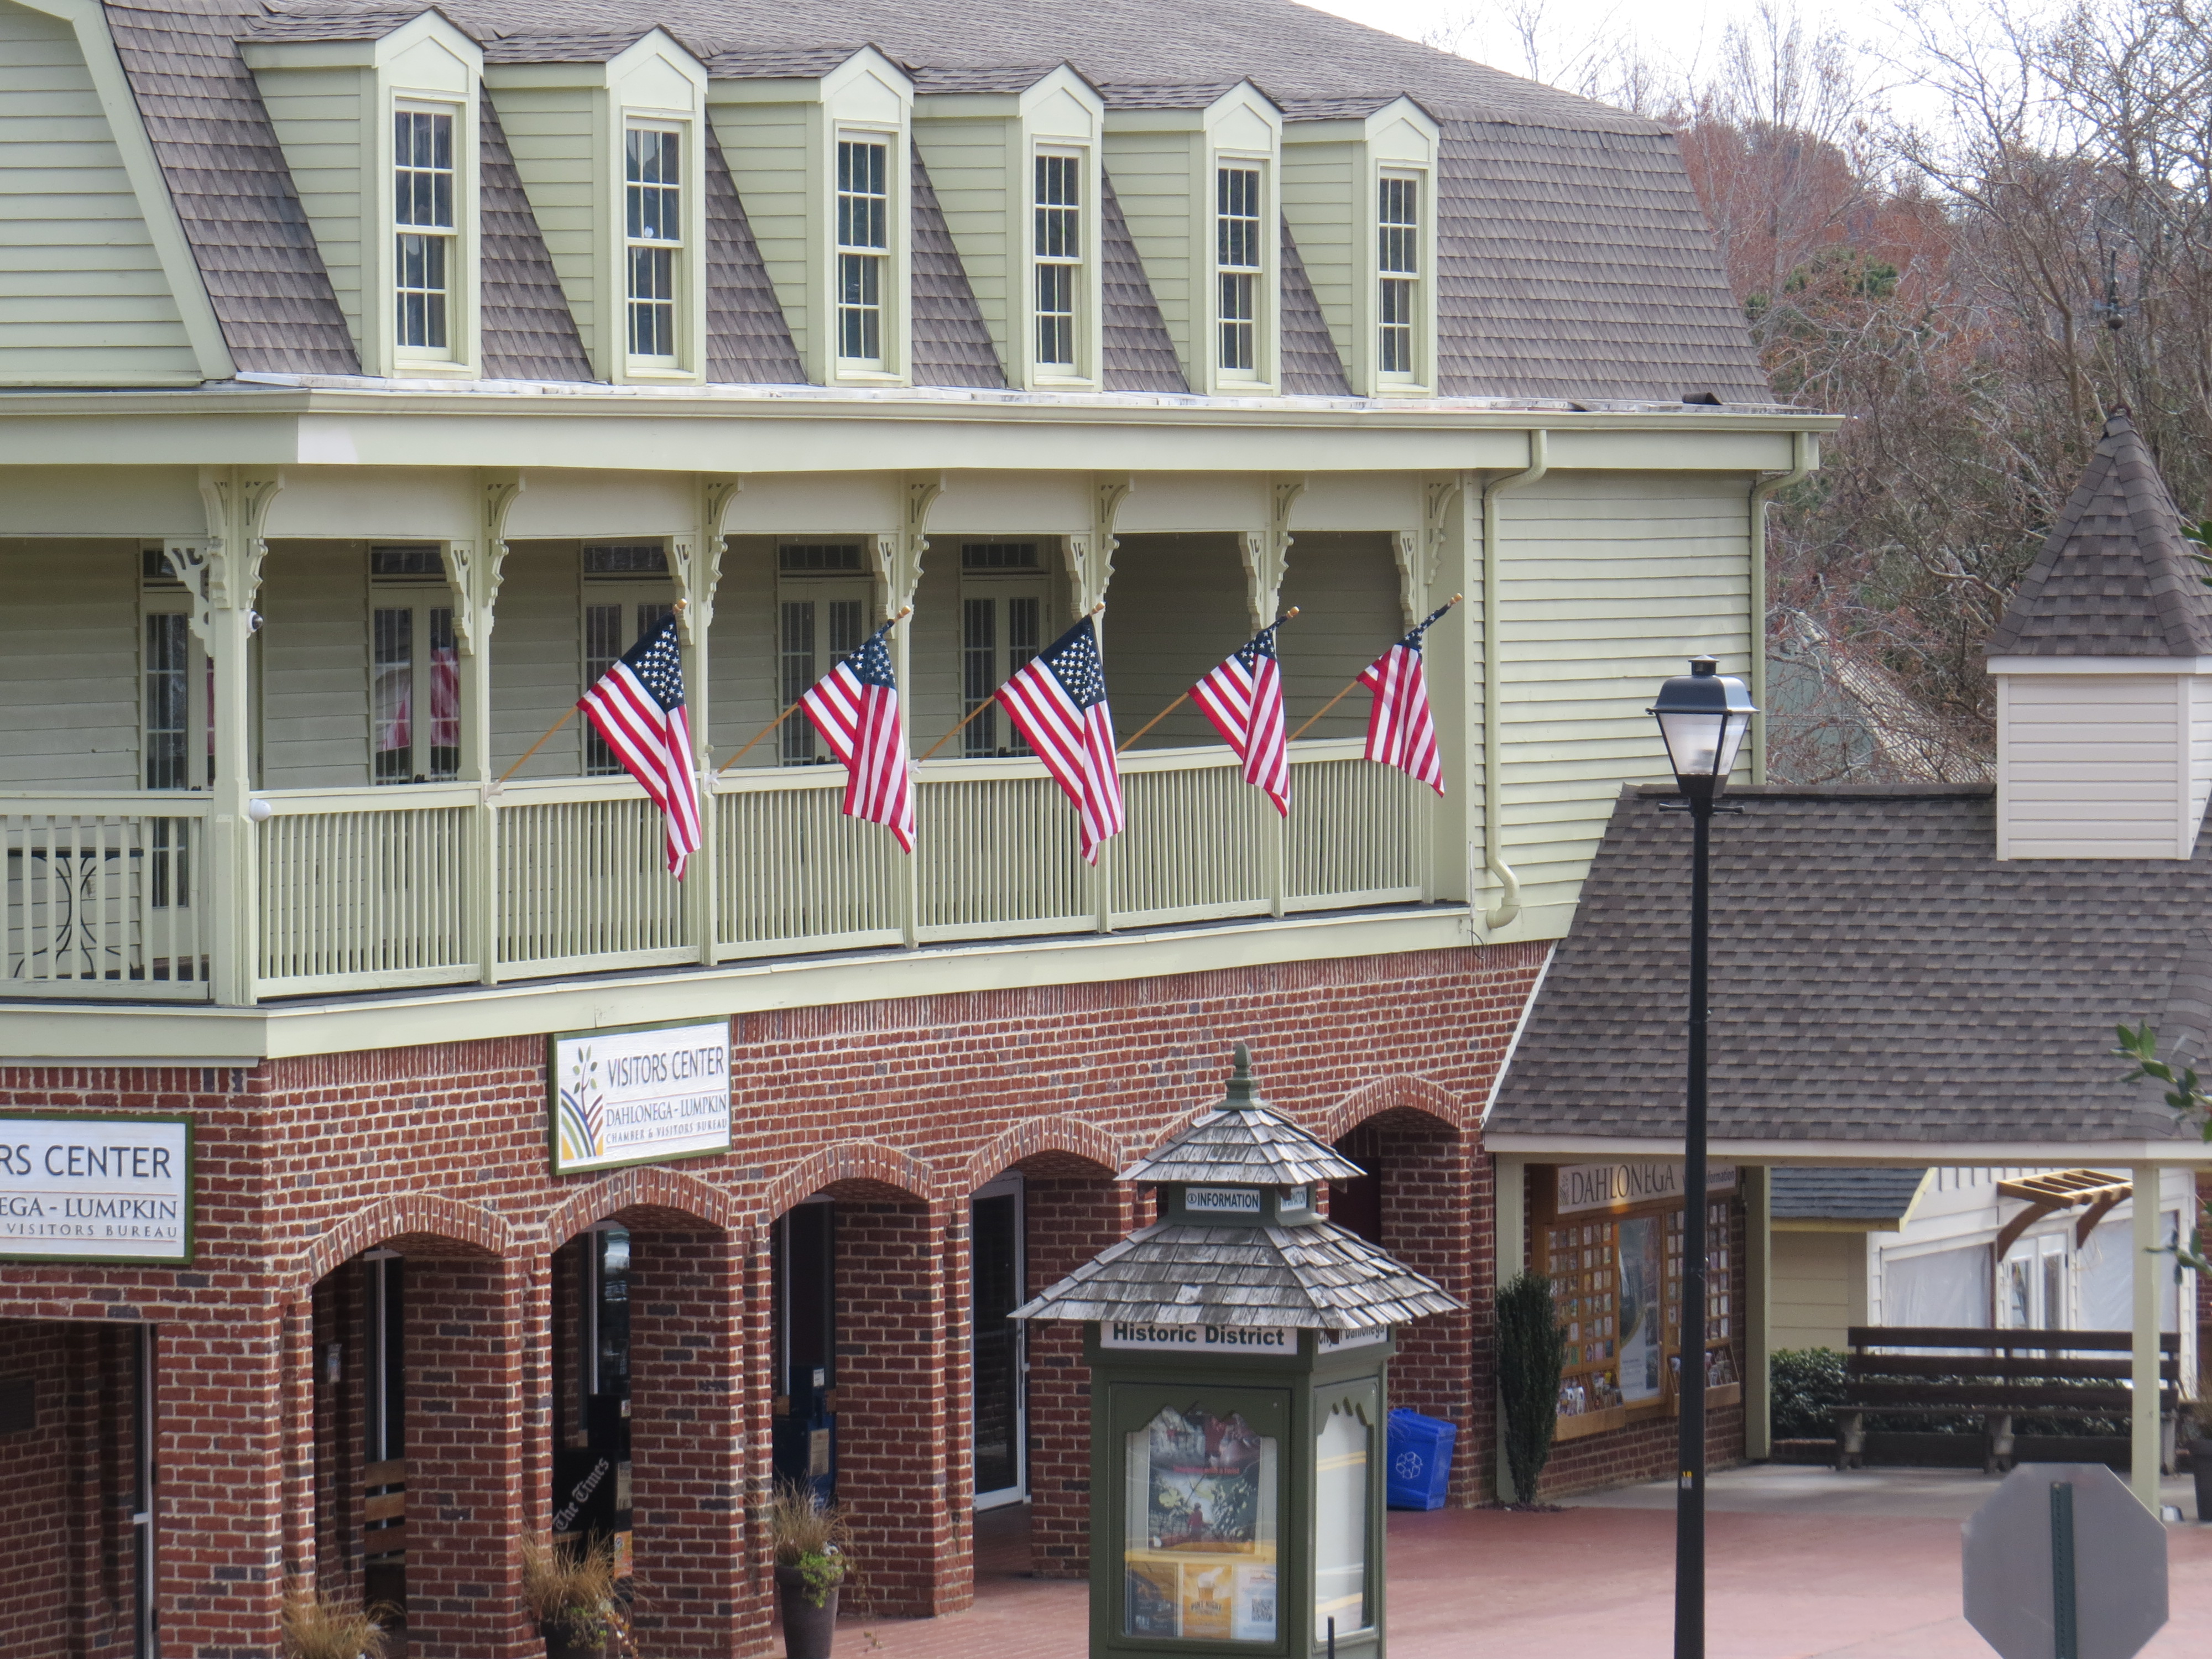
[491,87,599,363]
[0,540,138,786]
[0,2,199,382]
[1495,474,1752,919]
[260,542,367,789]
[1099,534,1249,750]
[1280,138,1353,361]
[707,536,778,762]
[2000,672,2184,858]
[490,542,580,779]
[1771,1231,1866,1353]
[711,104,812,367]
[2190,676,2212,839]
[1102,133,1193,378]
[252,63,366,353]
[915,118,1010,359]
[1277,532,1402,742]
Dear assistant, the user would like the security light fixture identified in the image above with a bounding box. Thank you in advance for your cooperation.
[1648,657,1755,802]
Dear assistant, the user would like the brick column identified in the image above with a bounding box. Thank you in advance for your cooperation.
[629,1228,745,1657]
[1343,1112,1483,1505]
[1024,1176,1135,1578]
[739,1224,776,1655]
[311,1265,366,1602]
[159,1310,289,1656]
[405,1255,534,1659]
[832,1196,954,1616]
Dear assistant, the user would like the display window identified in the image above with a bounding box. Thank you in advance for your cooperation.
[1123,1400,1281,1643]
[1532,1166,1739,1438]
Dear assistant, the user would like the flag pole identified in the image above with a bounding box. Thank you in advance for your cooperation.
[1115,608,1298,755]
[1287,595,1457,742]
[716,605,911,774]
[496,708,577,785]
[922,601,1103,763]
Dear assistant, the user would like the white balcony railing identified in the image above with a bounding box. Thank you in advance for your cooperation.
[1,740,1433,1004]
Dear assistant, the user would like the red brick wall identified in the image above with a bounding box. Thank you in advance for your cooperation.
[0,942,1547,1652]
[628,1227,746,1656]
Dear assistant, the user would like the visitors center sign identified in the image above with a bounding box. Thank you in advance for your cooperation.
[549,1019,732,1175]
[0,1114,192,1264]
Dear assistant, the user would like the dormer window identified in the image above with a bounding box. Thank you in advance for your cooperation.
[1034,152,1082,369]
[394,107,456,354]
[625,127,682,362]
[1378,174,1419,377]
[1216,164,1263,373]
[837,138,891,364]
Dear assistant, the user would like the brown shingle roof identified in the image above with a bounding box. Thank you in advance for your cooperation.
[1279,218,1350,396]
[1487,785,2206,1149]
[1985,411,2212,658]
[477,90,594,381]
[702,124,805,384]
[908,143,1005,388]
[1099,168,1186,392]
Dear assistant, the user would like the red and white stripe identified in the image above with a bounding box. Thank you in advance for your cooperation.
[998,672,1124,863]
[1358,642,1444,795]
[580,661,703,877]
[800,661,916,853]
[1191,646,1289,817]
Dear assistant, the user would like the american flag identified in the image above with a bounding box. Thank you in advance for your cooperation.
[798,619,915,852]
[997,615,1124,862]
[577,614,703,877]
[1358,601,1455,795]
[1191,620,1290,816]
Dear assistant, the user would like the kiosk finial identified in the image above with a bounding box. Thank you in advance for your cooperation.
[1225,1041,1260,1106]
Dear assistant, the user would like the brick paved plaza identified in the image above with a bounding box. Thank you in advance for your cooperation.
[826,1467,2212,1658]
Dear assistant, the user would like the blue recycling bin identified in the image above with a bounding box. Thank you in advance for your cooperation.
[1385,1406,1457,1510]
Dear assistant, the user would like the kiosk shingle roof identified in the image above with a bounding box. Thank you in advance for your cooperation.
[1011,1219,1460,1329]
[1985,411,2212,659]
[111,0,1772,401]
[1487,785,2210,1149]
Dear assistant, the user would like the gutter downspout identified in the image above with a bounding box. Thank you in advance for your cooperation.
[1481,429,1547,933]
[1747,430,1815,784]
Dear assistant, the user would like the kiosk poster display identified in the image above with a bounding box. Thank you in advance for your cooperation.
[1124,1402,1281,1641]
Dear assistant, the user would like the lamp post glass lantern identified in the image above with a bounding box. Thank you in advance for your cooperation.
[1646,656,1754,1659]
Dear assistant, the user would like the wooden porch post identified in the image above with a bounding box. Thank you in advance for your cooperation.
[2131,1162,2162,1511]
[168,465,283,1006]
[675,477,738,965]
[1743,1166,1772,1460]
[453,472,523,984]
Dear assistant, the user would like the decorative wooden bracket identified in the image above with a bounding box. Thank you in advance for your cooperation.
[1064,473,1131,617]
[873,472,943,619]
[441,471,525,656]
[168,467,284,645]
[1402,472,1469,627]
[1239,475,1305,628]
[670,474,741,645]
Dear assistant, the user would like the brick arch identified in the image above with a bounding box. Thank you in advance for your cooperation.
[762,1140,936,1223]
[542,1164,744,1248]
[292,1192,516,1290]
[961,1114,1124,1193]
[1317,1074,1471,1146]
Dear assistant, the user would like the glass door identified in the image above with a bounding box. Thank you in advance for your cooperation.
[972,1175,1026,1508]
[772,1200,837,1501]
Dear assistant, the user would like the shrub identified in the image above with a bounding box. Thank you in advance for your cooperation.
[1769,1346,1847,1440]
[1496,1271,1566,1504]
[520,1534,618,1645]
[280,1587,394,1659]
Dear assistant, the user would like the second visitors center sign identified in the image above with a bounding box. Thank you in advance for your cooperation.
[549,1019,732,1175]
[0,1114,192,1264]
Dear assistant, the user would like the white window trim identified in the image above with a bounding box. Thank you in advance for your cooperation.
[1375,168,1421,387]
[1029,144,1088,384]
[392,98,462,366]
[622,119,688,372]
[832,127,899,376]
[1210,153,1271,390]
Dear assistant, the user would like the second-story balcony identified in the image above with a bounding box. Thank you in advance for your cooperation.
[2,513,1444,1006]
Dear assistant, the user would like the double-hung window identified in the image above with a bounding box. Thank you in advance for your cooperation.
[959,544,1048,758]
[625,127,682,362]
[1215,164,1263,373]
[369,545,460,785]
[775,545,870,765]
[394,107,456,354]
[836,138,890,365]
[1378,174,1420,378]
[1034,152,1081,370]
[582,544,674,775]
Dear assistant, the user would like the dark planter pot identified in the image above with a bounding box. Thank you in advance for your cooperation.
[544,1625,608,1659]
[775,1562,842,1659]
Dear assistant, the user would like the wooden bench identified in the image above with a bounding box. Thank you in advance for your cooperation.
[1834,1326,2179,1475]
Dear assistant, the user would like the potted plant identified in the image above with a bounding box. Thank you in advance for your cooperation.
[769,1480,852,1659]
[280,1585,394,1659]
[521,1534,619,1659]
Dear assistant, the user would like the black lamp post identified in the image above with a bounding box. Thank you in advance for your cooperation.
[1647,656,1755,1659]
